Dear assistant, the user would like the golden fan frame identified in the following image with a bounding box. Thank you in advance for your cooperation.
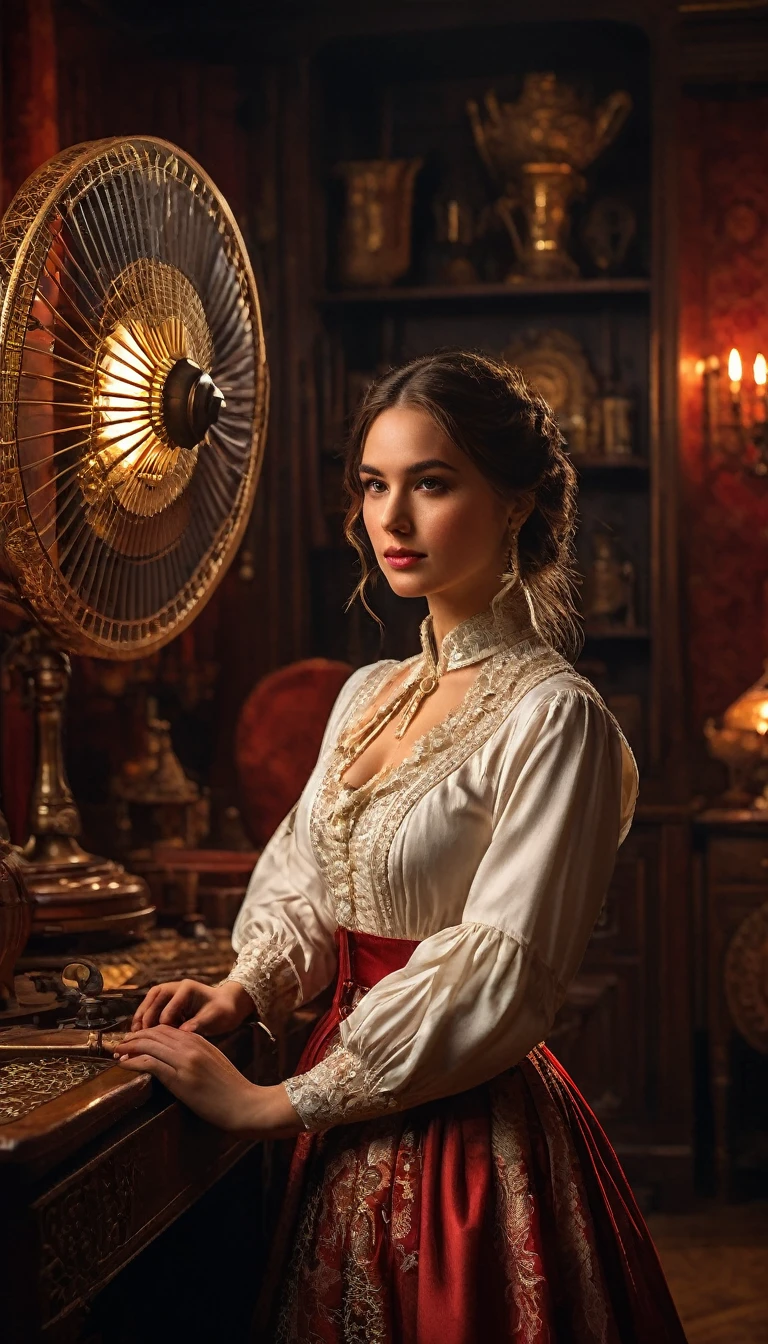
[0,137,269,952]
[0,135,268,657]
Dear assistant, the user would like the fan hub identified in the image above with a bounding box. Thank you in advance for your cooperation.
[162,357,225,450]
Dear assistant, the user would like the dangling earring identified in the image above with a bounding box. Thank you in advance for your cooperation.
[503,522,519,581]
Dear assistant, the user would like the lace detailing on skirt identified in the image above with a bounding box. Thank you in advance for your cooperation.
[273,1119,422,1343]
[489,1073,546,1341]
[261,1048,688,1344]
[284,1038,397,1132]
[224,931,302,1032]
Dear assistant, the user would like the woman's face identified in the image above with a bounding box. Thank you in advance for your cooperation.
[360,405,528,605]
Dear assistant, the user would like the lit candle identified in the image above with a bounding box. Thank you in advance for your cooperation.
[754,353,766,419]
[728,347,743,421]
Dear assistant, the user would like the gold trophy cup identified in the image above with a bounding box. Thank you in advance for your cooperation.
[468,73,631,282]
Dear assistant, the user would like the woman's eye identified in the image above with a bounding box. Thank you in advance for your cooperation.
[361,476,447,494]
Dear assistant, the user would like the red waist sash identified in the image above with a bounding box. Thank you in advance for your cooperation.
[298,927,420,1073]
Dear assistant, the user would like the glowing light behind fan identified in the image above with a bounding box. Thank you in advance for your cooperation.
[96,323,163,482]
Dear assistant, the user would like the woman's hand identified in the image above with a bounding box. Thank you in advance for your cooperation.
[130,978,254,1035]
[115,1025,302,1139]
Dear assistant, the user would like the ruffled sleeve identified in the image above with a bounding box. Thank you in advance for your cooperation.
[283,686,638,1130]
[225,664,385,1033]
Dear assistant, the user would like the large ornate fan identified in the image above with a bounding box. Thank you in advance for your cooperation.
[0,137,268,940]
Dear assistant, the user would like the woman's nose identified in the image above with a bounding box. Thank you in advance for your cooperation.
[380,491,413,533]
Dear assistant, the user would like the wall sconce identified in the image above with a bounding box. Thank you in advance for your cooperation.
[696,347,768,477]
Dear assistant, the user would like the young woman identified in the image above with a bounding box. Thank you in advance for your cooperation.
[120,351,687,1343]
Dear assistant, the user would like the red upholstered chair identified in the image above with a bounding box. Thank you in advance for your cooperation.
[235,658,354,848]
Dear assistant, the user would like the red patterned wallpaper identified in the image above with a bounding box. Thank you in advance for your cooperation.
[680,97,768,731]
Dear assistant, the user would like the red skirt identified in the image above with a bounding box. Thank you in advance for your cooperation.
[259,929,687,1343]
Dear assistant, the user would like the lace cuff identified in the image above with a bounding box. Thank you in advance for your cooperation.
[283,1041,397,1132]
[224,933,302,1034]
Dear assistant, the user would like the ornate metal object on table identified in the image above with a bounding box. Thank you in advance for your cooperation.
[1,930,238,1064]
[705,663,768,808]
[467,72,631,282]
[0,136,269,952]
[503,328,599,456]
[335,158,423,287]
[583,526,637,630]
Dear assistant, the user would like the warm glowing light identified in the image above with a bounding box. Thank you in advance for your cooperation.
[728,348,742,385]
[85,318,197,522]
[754,353,767,387]
[752,699,768,735]
[97,324,156,471]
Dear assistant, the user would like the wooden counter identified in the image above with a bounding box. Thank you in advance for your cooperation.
[0,1023,272,1343]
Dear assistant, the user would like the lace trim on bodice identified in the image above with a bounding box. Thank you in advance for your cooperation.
[426,578,534,671]
[309,636,586,936]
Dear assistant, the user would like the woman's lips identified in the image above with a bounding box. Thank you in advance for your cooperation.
[384,552,426,570]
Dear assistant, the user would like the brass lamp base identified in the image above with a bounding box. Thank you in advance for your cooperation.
[22,836,154,941]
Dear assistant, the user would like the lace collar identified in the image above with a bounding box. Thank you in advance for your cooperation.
[420,580,536,674]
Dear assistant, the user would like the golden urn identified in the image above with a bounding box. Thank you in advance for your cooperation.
[335,158,423,288]
[705,663,768,807]
[467,73,631,281]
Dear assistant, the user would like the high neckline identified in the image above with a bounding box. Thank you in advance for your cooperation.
[420,580,536,673]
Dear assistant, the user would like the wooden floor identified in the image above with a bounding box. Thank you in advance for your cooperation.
[648,1203,768,1343]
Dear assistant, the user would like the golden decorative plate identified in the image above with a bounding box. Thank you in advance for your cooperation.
[502,328,599,456]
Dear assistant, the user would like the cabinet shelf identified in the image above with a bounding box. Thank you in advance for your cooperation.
[317,277,651,308]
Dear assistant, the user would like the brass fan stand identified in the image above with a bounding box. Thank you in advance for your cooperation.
[0,136,269,957]
[6,627,152,941]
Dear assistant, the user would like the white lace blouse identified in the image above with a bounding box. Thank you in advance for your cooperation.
[226,585,638,1132]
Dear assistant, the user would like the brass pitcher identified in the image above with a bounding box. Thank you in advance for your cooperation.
[468,73,631,282]
[335,158,423,288]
